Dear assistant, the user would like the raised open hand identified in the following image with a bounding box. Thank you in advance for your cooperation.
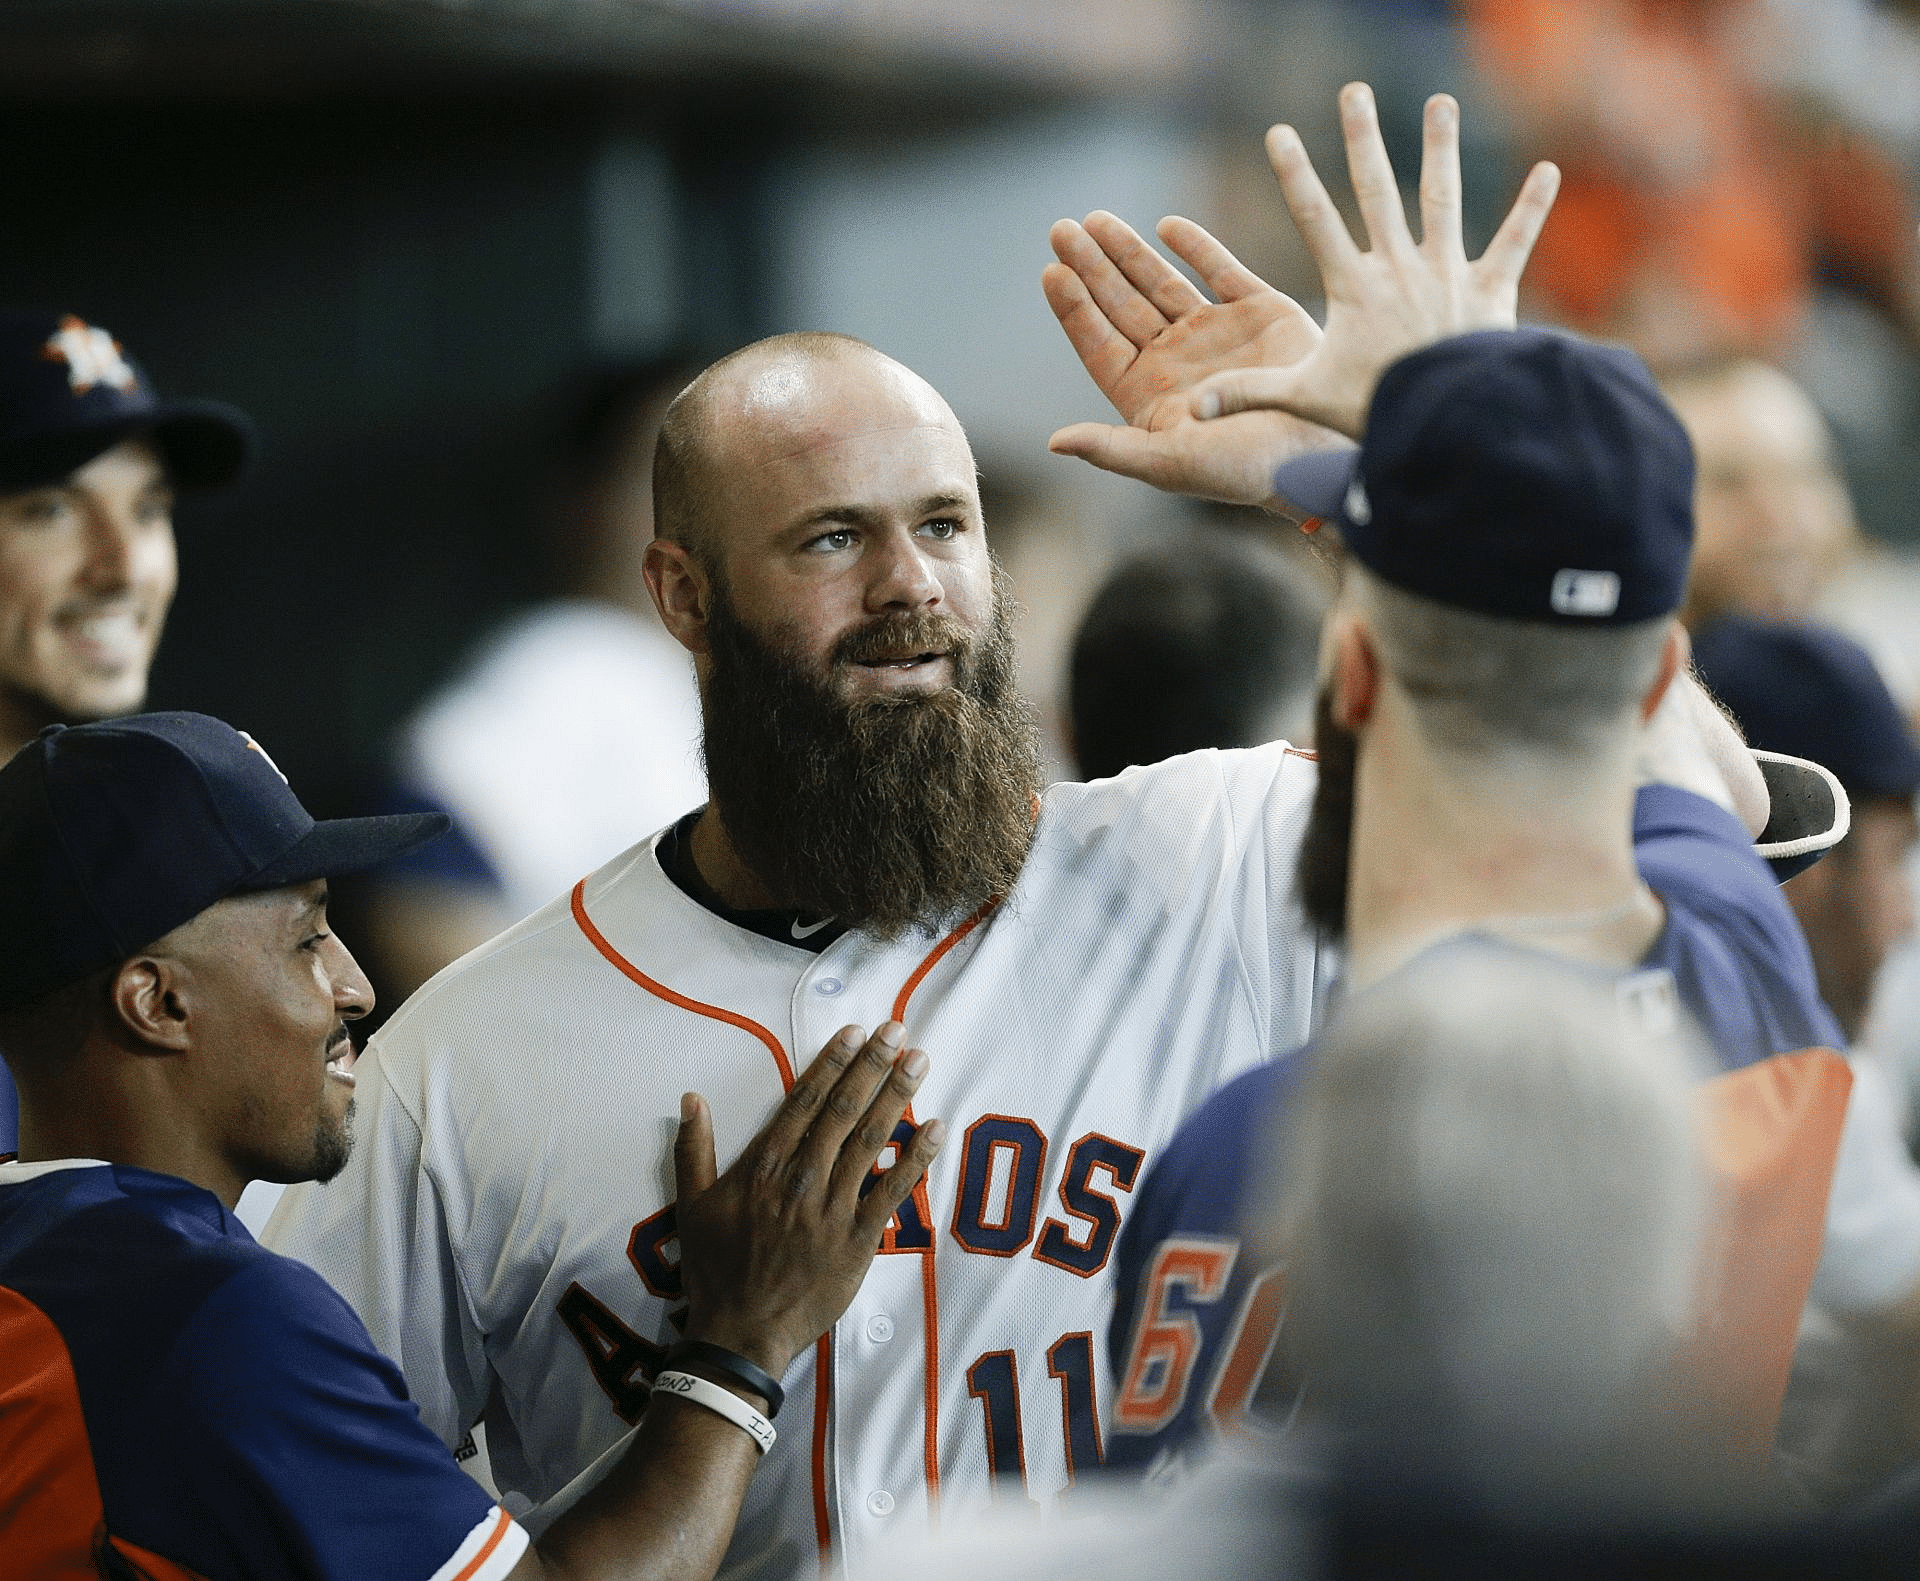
[672,1023,942,1380]
[1190,85,1560,439]
[1044,210,1336,506]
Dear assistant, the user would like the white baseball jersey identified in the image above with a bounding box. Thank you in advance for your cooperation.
[264,742,1329,1577]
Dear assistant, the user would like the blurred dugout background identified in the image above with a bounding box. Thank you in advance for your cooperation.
[5,0,1920,811]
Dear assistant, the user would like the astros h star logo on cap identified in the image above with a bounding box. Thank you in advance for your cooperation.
[39,314,137,397]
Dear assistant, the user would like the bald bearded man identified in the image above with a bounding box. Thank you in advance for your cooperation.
[264,92,1561,1574]
[266,327,1338,1574]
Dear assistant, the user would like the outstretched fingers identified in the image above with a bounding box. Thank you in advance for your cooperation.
[1417,93,1463,259]
[1476,160,1561,289]
[1048,215,1172,348]
[1042,260,1140,399]
[1266,122,1362,284]
[1082,209,1209,320]
[1156,215,1272,303]
[1338,82,1415,259]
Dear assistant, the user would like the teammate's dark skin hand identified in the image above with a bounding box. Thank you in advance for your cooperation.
[675,1020,942,1378]
[524,1024,941,1581]
[514,1029,933,1581]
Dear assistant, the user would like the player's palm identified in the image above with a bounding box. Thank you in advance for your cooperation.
[1044,212,1340,507]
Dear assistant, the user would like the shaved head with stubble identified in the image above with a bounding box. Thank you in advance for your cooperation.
[646,334,1042,938]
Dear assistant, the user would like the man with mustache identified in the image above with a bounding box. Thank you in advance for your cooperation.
[1043,85,1860,1480]
[0,711,940,1579]
[262,87,1562,1571]
[0,310,253,1162]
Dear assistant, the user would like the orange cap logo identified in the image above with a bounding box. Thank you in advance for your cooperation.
[237,730,289,785]
[40,314,137,396]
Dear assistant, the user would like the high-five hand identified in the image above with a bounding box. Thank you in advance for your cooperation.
[1043,211,1333,507]
[1189,85,1559,439]
[528,1027,941,1581]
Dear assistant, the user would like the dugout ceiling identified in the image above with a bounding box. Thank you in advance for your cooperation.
[0,0,1207,117]
[0,0,1220,824]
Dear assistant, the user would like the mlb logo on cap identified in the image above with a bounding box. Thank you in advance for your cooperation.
[1551,570,1623,619]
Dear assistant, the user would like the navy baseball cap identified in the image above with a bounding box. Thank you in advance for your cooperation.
[1273,327,1693,625]
[0,712,446,1002]
[1694,618,1920,805]
[0,311,255,493]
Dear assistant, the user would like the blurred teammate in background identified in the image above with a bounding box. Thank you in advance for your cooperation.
[0,309,253,1162]
[1665,352,1920,1172]
[1067,528,1325,781]
[363,357,706,1002]
[1695,618,1920,1047]
[1695,615,1920,1503]
[1661,358,1863,633]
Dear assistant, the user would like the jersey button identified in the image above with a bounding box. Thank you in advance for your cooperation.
[866,1490,895,1518]
[815,977,844,996]
[865,1314,894,1343]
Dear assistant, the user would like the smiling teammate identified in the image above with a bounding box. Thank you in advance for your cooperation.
[0,309,253,1160]
[0,710,942,1579]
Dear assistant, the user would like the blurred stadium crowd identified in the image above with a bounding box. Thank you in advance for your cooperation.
[11,0,1920,1576]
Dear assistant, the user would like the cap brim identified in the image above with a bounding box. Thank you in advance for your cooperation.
[1752,750,1851,883]
[0,399,255,494]
[145,399,256,492]
[1271,446,1361,523]
[240,810,450,891]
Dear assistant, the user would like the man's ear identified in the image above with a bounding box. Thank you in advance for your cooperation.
[1640,622,1687,724]
[645,539,714,658]
[1328,615,1381,732]
[111,956,192,1053]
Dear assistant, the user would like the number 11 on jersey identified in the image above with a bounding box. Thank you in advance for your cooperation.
[965,1331,1103,1504]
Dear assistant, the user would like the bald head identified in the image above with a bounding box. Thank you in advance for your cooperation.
[652,332,966,566]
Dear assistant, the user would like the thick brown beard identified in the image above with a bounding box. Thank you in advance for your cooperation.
[699,571,1042,939]
[1297,683,1356,940]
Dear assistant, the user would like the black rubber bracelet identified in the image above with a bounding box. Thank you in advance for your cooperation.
[664,1341,785,1420]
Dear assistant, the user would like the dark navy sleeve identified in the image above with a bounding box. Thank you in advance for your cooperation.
[133,1252,509,1579]
[1105,1058,1303,1476]
[1632,784,1844,1062]
[0,1056,15,1157]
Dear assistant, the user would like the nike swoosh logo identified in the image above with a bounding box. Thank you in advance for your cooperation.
[790,917,834,941]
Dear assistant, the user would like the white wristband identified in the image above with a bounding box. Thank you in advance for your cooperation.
[651,1370,777,1454]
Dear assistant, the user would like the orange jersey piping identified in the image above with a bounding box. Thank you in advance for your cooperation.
[891,897,998,1515]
